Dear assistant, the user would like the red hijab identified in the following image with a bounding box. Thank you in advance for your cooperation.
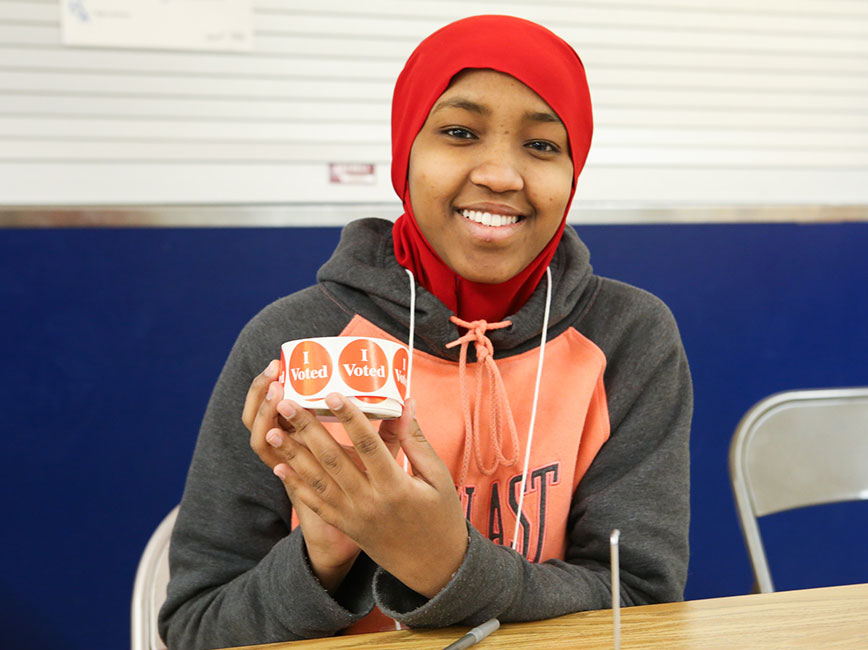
[391,15,593,323]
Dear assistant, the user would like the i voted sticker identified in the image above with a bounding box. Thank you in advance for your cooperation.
[286,339,332,396]
[338,339,389,393]
[279,336,409,419]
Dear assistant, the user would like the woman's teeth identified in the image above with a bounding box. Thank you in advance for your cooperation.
[461,209,519,227]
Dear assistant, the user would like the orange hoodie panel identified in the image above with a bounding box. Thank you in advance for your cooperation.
[296,315,610,634]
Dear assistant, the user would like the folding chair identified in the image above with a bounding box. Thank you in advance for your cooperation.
[131,506,179,650]
[729,388,868,593]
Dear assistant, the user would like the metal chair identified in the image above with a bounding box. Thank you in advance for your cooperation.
[729,388,868,593]
[131,506,179,650]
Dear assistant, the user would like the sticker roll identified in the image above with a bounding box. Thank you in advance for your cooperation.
[279,336,409,420]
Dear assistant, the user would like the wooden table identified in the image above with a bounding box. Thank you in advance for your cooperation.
[231,582,868,649]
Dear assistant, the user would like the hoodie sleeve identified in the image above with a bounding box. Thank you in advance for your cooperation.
[157,293,374,649]
[373,282,692,626]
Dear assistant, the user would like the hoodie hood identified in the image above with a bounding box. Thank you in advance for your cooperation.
[317,218,596,361]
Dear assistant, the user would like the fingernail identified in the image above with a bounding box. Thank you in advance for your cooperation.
[264,360,278,378]
[277,401,296,419]
[266,383,279,401]
[325,393,343,411]
[266,430,282,448]
[273,465,286,481]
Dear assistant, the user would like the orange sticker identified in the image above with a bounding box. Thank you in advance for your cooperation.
[288,340,332,396]
[392,347,409,399]
[339,339,388,393]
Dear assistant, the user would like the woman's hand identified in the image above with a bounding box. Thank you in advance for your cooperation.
[243,361,361,593]
[272,393,469,599]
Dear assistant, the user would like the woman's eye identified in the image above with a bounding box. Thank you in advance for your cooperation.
[526,140,560,154]
[442,127,476,140]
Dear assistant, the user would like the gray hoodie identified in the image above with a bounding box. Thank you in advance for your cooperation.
[159,218,691,649]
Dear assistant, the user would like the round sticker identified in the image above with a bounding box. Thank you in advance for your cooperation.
[338,339,388,393]
[288,340,332,396]
[392,347,409,399]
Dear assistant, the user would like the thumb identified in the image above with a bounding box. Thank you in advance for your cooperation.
[377,399,411,459]
[398,399,452,486]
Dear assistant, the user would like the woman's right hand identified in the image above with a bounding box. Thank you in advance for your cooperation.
[243,360,361,593]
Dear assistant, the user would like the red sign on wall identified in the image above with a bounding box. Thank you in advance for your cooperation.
[329,163,376,185]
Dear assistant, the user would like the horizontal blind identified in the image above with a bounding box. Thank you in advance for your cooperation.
[0,0,866,222]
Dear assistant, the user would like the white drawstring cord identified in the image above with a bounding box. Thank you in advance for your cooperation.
[400,269,417,477]
[404,268,416,400]
[510,266,552,552]
[393,269,417,632]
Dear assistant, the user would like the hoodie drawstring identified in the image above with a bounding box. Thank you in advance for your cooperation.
[404,269,416,400]
[510,266,552,551]
[446,317,519,489]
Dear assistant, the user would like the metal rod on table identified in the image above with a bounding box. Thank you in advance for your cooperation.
[611,529,621,650]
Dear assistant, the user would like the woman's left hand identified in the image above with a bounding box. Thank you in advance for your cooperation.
[272,393,469,599]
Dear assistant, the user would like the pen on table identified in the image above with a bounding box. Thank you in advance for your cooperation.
[441,617,500,650]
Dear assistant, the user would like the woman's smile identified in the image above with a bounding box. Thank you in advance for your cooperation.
[460,209,520,228]
[457,210,524,245]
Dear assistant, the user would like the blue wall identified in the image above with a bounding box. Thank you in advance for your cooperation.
[1,222,866,648]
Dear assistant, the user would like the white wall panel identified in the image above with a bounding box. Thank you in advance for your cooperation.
[0,0,866,223]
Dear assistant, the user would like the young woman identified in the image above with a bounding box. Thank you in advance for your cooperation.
[160,15,691,649]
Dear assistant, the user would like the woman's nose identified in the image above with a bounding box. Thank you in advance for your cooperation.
[468,157,524,193]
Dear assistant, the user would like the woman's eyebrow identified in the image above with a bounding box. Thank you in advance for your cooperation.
[431,97,489,116]
[525,110,562,124]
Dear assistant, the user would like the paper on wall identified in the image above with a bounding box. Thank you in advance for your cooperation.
[60,0,253,52]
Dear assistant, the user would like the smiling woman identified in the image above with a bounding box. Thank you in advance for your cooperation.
[391,15,593,323]
[159,15,692,650]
